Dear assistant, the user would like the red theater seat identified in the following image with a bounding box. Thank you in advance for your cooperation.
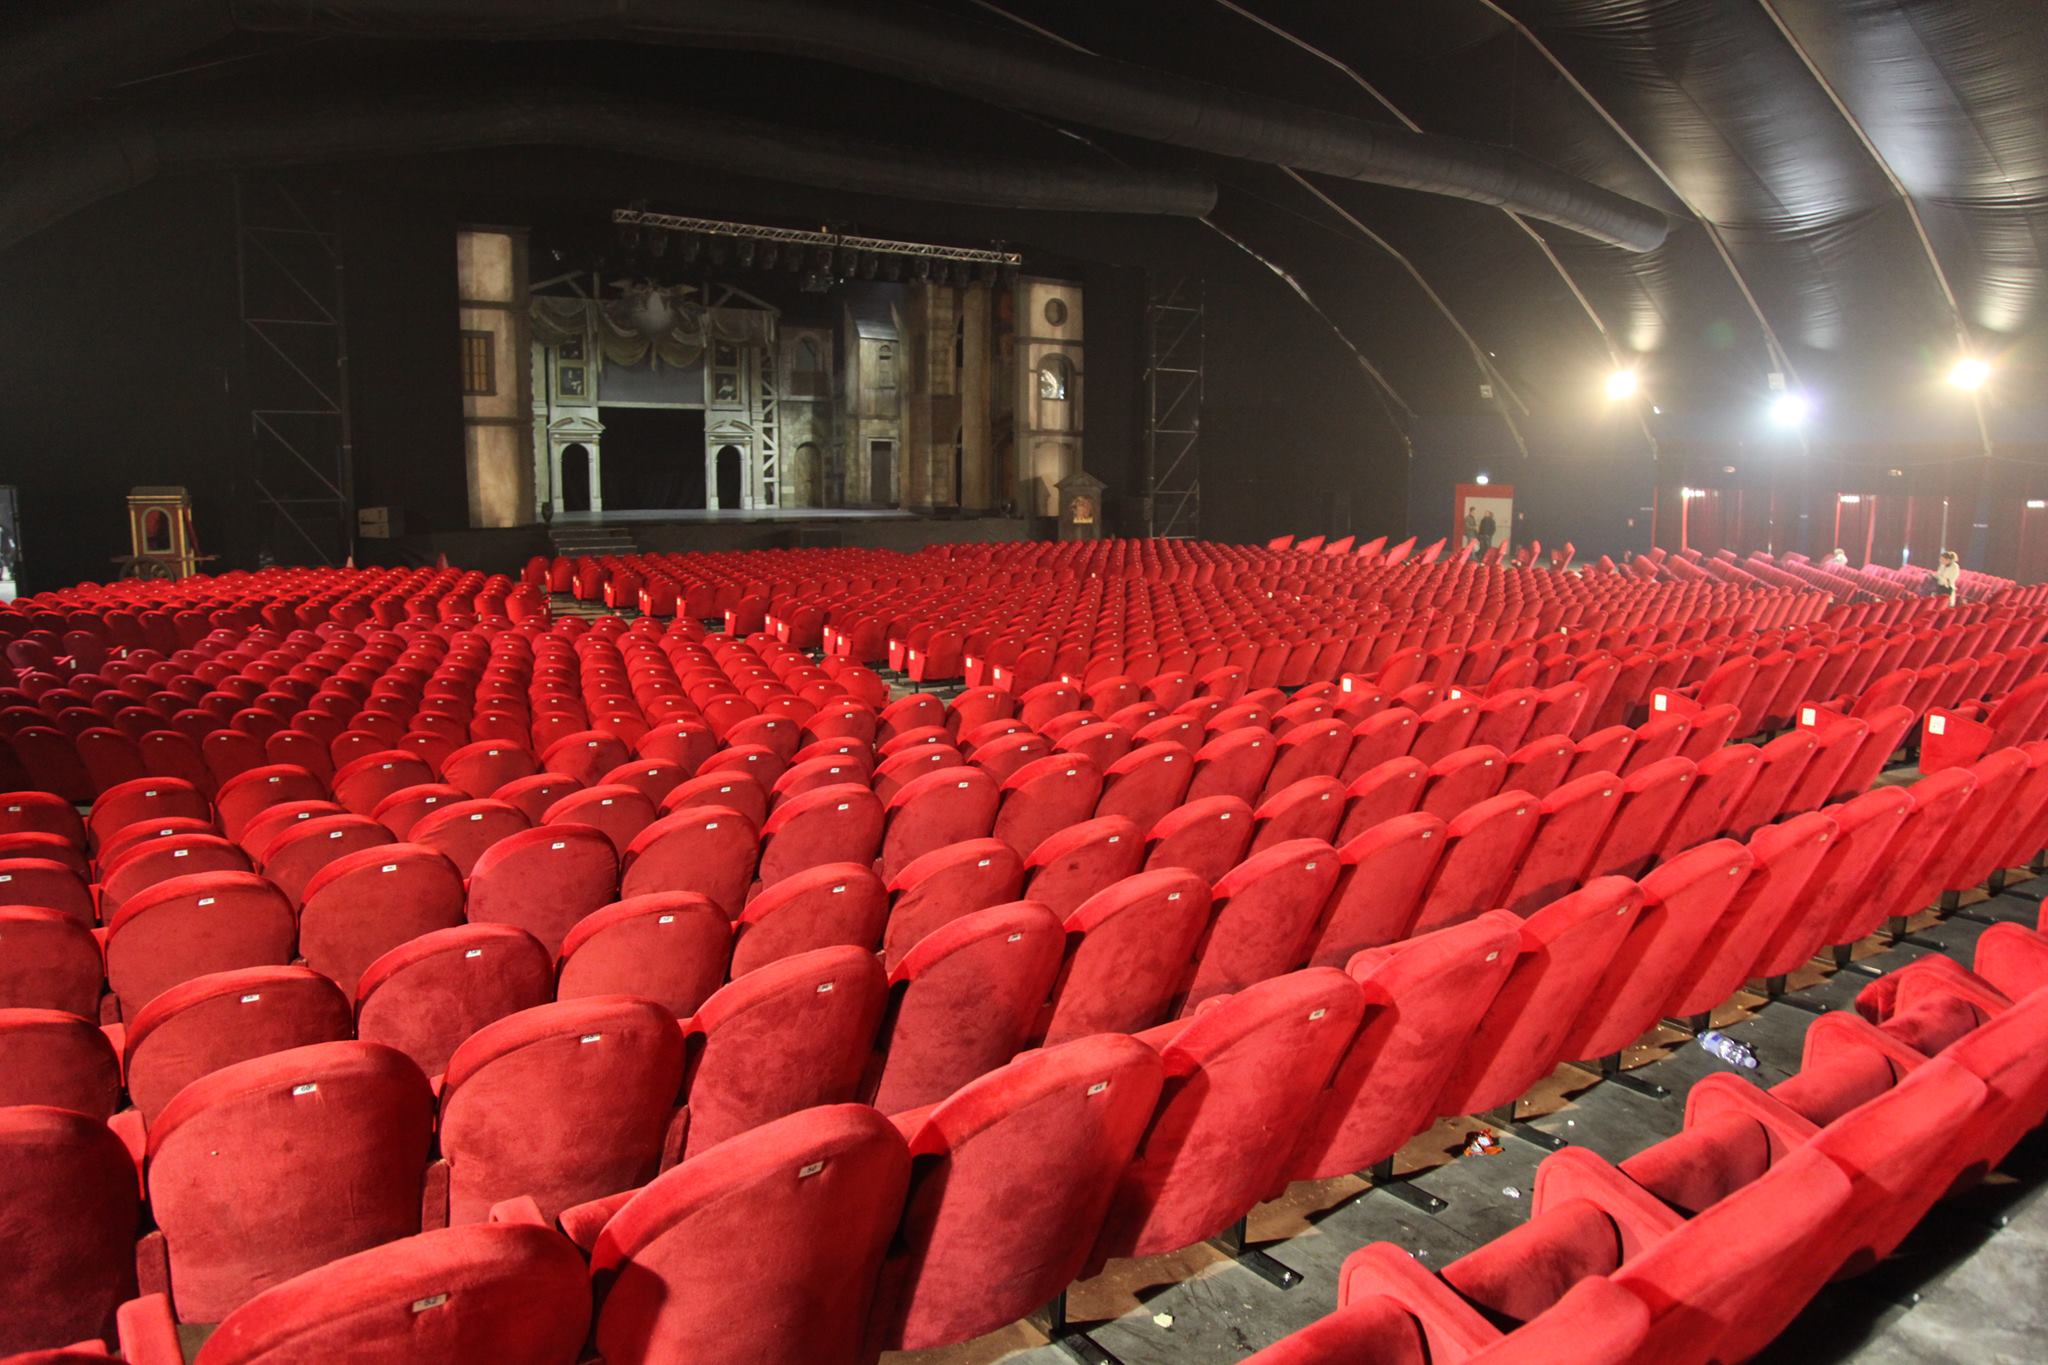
[0,1007,122,1117]
[1043,867,1212,1045]
[872,1034,1164,1352]
[678,945,886,1159]
[355,923,556,1079]
[1289,912,1520,1182]
[992,753,1103,859]
[556,893,731,1018]
[0,904,102,1015]
[880,837,1024,970]
[868,900,1066,1115]
[434,996,686,1225]
[1181,839,1339,1012]
[1090,968,1365,1271]
[120,1223,591,1365]
[1435,879,1644,1120]
[104,871,296,1022]
[298,843,465,992]
[142,1041,436,1322]
[1145,794,1255,883]
[577,1105,907,1365]
[0,1106,140,1355]
[122,966,353,1125]
[731,862,887,976]
[879,767,998,881]
[758,784,884,888]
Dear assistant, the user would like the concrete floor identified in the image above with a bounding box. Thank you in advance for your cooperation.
[884,879,2048,1365]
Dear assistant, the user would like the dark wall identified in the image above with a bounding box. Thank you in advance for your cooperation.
[0,176,242,593]
[336,181,467,533]
[1405,413,1659,565]
[1201,247,1410,546]
[1078,260,1144,511]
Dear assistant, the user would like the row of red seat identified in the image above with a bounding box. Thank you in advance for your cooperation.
[0,674,1924,1037]
[1246,917,2048,1364]
[0,613,900,802]
[13,716,2048,1172]
[13,771,2048,1361]
[0,567,546,664]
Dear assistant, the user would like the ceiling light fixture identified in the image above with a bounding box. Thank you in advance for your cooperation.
[1948,356,1990,391]
[1769,392,1810,428]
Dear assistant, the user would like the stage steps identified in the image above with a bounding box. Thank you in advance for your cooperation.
[547,524,639,557]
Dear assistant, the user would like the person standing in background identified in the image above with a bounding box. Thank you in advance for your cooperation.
[1828,547,1848,568]
[1478,510,1496,553]
[1934,549,1961,605]
[1464,509,1479,547]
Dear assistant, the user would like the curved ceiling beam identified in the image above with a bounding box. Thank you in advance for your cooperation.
[1201,216,1418,439]
[1208,0,1677,462]
[1473,0,1804,394]
[967,2,1419,435]
[1,0,1671,251]
[1752,0,1993,458]
[1276,170,1529,456]
[1210,1,1629,369]
[0,89,1218,252]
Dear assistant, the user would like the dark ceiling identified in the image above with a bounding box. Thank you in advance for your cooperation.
[4,0,2046,450]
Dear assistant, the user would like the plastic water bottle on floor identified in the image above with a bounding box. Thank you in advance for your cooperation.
[1698,1030,1758,1070]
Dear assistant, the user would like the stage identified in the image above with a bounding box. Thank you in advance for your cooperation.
[357,506,1050,575]
[550,506,921,525]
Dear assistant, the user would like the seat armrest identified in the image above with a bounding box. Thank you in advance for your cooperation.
[117,1292,184,1365]
[109,1107,147,1190]
[135,1228,171,1299]
[1531,1147,1684,1260]
[1682,1072,1819,1156]
[421,1158,450,1231]
[1337,1243,1497,1359]
[1975,922,2048,1003]
[559,1188,638,1252]
[487,1194,548,1227]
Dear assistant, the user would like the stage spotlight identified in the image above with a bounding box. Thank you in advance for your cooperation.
[677,234,702,264]
[1769,391,1810,428]
[1949,355,1990,390]
[998,263,1019,290]
[881,256,904,282]
[860,253,880,280]
[910,257,932,281]
[647,230,669,259]
[1604,368,1638,400]
[707,237,730,266]
[811,246,834,274]
[735,240,757,269]
[757,243,779,270]
[617,223,641,252]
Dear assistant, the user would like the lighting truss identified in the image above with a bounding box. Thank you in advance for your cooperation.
[611,209,1021,267]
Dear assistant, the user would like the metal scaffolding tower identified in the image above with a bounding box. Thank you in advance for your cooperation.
[1144,275,1203,539]
[234,175,354,566]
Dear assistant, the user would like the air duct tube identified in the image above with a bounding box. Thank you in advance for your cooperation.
[0,91,1219,252]
[7,0,1670,251]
